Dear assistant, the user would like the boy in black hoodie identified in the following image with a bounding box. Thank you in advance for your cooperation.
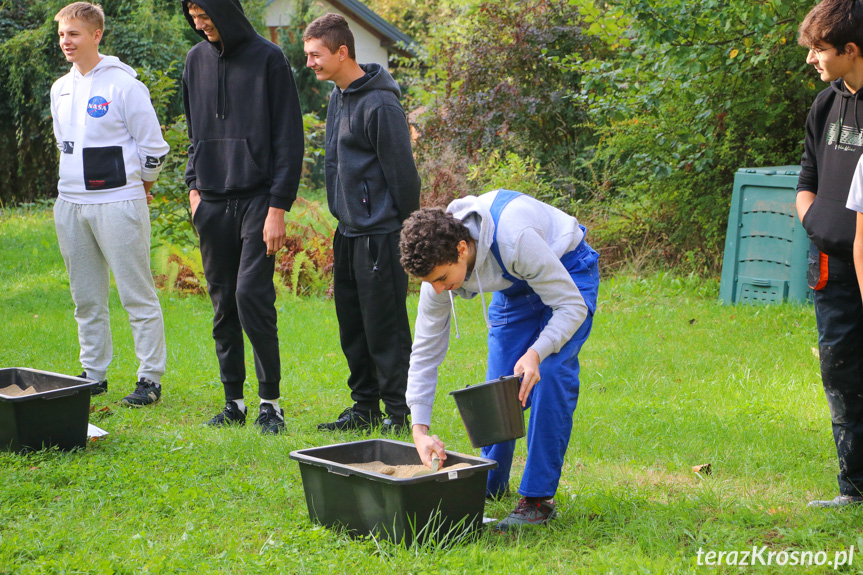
[303,14,421,433]
[797,0,863,507]
[181,0,304,434]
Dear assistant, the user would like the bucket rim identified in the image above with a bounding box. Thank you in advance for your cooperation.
[448,374,521,396]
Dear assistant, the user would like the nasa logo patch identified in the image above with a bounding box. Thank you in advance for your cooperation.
[87,96,111,118]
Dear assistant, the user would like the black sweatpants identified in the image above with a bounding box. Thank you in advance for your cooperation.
[333,229,411,416]
[810,244,863,496]
[194,195,280,401]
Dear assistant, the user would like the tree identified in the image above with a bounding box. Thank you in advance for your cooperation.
[564,0,819,271]
[408,0,595,202]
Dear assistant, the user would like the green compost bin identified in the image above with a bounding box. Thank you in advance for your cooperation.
[719,166,810,305]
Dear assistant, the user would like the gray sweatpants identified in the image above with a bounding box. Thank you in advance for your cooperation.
[53,198,166,384]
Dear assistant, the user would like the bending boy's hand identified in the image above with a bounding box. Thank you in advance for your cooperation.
[412,425,447,468]
[514,349,541,407]
[263,207,287,256]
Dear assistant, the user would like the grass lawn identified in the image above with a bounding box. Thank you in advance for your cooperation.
[0,206,861,574]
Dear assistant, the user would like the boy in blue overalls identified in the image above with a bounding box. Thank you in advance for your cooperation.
[399,190,599,531]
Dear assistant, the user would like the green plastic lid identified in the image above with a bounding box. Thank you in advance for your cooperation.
[736,165,801,176]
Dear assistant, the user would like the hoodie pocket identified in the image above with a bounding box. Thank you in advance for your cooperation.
[193,139,267,191]
[361,181,371,217]
[83,146,126,190]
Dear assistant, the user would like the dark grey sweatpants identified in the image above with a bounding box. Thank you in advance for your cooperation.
[333,229,411,416]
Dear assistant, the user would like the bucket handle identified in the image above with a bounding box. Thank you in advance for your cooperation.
[41,388,81,400]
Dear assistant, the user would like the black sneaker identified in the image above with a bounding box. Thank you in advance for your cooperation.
[807,495,863,508]
[78,371,108,396]
[255,403,285,435]
[381,414,410,435]
[317,406,382,431]
[121,378,161,407]
[495,497,557,531]
[206,401,247,427]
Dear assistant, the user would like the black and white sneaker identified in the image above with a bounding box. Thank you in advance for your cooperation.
[255,403,285,435]
[77,371,108,396]
[495,497,557,531]
[206,401,247,427]
[317,406,382,432]
[121,378,161,407]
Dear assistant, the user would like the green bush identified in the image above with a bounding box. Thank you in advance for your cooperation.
[565,0,818,273]
[407,0,596,205]
[277,0,332,118]
[0,3,65,205]
[466,150,556,200]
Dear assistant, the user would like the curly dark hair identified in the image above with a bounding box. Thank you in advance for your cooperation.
[399,208,472,278]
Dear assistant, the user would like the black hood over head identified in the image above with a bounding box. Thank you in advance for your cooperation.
[181,0,256,57]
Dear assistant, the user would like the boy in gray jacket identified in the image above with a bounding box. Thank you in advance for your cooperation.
[399,190,599,531]
[304,14,420,433]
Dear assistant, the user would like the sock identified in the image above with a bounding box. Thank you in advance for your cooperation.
[260,398,283,419]
[230,398,246,413]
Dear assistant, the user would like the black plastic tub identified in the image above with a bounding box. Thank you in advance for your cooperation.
[449,375,526,448]
[289,439,497,545]
[0,368,98,453]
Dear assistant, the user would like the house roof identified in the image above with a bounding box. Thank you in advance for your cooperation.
[266,0,417,58]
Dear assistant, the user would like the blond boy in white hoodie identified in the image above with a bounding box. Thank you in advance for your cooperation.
[50,2,169,407]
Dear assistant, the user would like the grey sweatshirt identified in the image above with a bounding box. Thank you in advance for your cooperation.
[406,190,589,427]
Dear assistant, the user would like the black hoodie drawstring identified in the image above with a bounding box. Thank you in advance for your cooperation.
[854,92,861,143]
[224,198,238,217]
[217,58,226,119]
[837,96,848,150]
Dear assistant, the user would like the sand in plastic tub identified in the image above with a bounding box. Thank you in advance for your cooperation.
[347,460,473,479]
[0,385,37,398]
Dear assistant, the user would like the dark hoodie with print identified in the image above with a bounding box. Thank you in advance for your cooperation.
[181,0,303,210]
[324,63,420,236]
[798,79,863,261]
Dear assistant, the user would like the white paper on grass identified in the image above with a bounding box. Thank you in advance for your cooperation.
[87,423,108,438]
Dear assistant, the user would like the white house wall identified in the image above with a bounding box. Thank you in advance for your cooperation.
[266,0,391,67]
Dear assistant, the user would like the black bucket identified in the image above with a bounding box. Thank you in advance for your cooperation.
[449,375,526,448]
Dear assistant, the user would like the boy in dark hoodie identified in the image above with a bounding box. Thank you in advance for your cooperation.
[797,0,863,507]
[181,0,304,434]
[303,14,421,434]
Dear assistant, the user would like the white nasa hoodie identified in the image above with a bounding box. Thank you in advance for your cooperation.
[50,55,169,204]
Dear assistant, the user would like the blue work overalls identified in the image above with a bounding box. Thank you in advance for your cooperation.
[482,190,600,499]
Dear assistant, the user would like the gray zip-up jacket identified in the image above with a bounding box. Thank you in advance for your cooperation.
[324,63,420,236]
[406,191,589,427]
